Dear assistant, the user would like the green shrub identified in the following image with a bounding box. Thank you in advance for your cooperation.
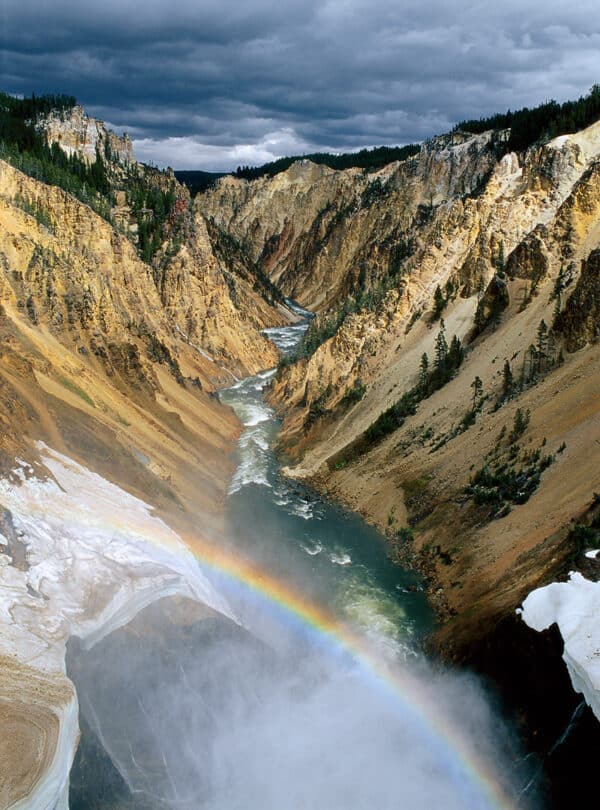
[456,85,600,152]
[341,381,366,406]
[509,408,530,443]
[396,527,414,543]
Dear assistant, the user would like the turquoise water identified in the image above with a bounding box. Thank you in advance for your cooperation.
[219,302,433,658]
[68,304,517,810]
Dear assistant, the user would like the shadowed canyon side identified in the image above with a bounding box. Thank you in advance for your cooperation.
[199,114,600,801]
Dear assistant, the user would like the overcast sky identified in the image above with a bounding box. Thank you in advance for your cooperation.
[1,0,598,170]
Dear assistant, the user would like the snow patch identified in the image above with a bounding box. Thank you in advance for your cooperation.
[0,442,235,670]
[519,573,600,722]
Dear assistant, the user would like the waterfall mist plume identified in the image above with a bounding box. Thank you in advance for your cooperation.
[64,310,533,809]
[67,585,533,810]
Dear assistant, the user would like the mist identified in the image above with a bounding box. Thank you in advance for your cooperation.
[66,586,530,810]
[65,312,533,810]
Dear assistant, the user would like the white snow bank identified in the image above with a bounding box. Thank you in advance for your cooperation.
[519,572,600,722]
[585,549,599,560]
[0,443,234,671]
[0,443,235,810]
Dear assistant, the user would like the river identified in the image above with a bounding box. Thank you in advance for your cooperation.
[68,304,518,810]
[219,303,433,659]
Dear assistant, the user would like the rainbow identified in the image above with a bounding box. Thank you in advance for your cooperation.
[180,530,517,810]
[9,444,517,809]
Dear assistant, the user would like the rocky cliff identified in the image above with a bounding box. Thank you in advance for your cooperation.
[2,92,600,807]
[243,122,600,803]
[36,105,134,165]
[201,122,600,757]
[278,125,599,622]
[0,137,289,806]
[200,131,504,311]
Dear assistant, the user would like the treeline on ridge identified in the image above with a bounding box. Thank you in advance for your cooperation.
[233,144,421,181]
[456,84,600,151]
[174,170,226,196]
[0,90,189,264]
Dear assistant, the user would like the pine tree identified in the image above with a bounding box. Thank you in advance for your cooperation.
[526,344,538,381]
[509,408,530,443]
[552,266,566,299]
[474,298,487,334]
[432,285,446,320]
[434,325,448,373]
[471,376,483,408]
[447,335,463,371]
[502,360,514,398]
[419,352,429,394]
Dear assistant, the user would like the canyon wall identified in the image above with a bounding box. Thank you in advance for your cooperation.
[0,140,288,806]
[199,123,600,670]
[2,97,600,806]
[36,105,134,165]
[224,124,600,802]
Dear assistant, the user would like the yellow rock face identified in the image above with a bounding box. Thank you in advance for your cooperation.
[2,108,600,805]
[205,122,600,651]
[0,157,288,511]
[0,154,295,807]
[200,132,502,311]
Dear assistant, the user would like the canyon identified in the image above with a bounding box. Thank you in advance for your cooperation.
[0,110,294,807]
[201,118,600,649]
[200,118,600,804]
[0,98,599,807]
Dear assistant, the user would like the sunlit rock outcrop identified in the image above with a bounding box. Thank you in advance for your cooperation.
[36,105,134,166]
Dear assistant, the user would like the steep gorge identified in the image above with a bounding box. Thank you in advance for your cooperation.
[201,131,503,312]
[199,120,600,803]
[200,121,600,643]
[1,96,600,807]
[0,111,294,808]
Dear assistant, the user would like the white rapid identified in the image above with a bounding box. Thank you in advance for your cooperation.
[220,302,432,659]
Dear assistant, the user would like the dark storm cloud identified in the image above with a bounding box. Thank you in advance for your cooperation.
[1,0,599,169]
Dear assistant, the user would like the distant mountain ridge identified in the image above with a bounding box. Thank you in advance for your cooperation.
[180,85,600,187]
[175,169,226,195]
